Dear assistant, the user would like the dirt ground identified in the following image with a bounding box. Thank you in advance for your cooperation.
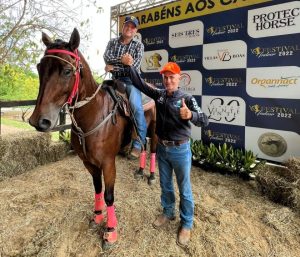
[0,154,300,257]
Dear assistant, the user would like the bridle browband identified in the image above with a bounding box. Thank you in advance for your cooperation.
[43,48,81,105]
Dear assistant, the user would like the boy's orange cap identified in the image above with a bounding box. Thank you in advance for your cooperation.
[159,62,181,74]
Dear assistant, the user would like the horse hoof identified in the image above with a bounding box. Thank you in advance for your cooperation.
[89,214,104,228]
[89,219,99,229]
[134,169,144,180]
[102,240,116,250]
[102,229,117,250]
[148,176,156,185]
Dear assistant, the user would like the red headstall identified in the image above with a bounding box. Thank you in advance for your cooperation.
[45,49,81,105]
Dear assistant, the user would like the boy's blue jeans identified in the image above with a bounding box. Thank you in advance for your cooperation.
[157,141,194,229]
[118,77,147,150]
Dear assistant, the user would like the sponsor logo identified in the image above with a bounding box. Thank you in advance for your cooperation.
[258,132,287,157]
[249,104,299,118]
[141,49,168,73]
[178,70,202,95]
[202,96,246,126]
[203,40,247,69]
[180,73,191,87]
[208,98,240,122]
[204,50,245,62]
[145,78,163,88]
[207,23,244,36]
[145,53,162,70]
[251,44,300,58]
[173,100,182,108]
[248,1,300,37]
[204,129,240,144]
[170,54,200,63]
[169,20,204,48]
[250,77,298,88]
[246,66,300,99]
[205,76,242,87]
[143,36,165,46]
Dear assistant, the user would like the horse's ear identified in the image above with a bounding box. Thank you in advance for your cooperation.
[42,32,53,47]
[69,28,80,51]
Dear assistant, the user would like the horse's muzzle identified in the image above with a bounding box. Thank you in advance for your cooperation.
[29,116,53,132]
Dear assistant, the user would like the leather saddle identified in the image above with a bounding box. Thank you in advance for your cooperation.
[106,79,155,115]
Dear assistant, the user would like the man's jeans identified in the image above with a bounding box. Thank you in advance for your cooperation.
[157,141,194,229]
[119,77,147,150]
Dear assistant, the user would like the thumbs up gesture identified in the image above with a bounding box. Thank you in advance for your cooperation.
[180,98,192,120]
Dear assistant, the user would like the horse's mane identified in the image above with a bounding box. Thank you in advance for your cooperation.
[47,39,71,50]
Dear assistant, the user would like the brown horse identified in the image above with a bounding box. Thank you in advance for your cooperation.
[29,28,157,249]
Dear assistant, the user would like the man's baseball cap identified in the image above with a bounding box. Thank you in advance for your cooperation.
[124,16,139,28]
[159,62,181,74]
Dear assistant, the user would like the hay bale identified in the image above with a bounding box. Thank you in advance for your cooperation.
[256,160,300,213]
[0,131,69,181]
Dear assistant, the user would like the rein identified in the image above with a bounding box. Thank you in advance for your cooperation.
[42,48,115,157]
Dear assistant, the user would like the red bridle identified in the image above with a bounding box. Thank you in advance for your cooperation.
[45,49,81,105]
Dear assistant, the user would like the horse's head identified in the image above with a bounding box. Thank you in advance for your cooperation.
[29,28,81,131]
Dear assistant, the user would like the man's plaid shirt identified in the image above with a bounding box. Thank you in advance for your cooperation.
[103,36,144,75]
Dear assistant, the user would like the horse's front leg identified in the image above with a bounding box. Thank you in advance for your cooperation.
[83,161,105,226]
[102,159,118,249]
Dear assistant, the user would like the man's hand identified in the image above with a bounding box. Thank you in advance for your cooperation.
[180,98,192,120]
[105,64,114,72]
[121,53,133,66]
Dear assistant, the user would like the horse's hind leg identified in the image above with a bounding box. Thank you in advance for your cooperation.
[134,144,147,180]
[102,159,118,249]
[83,161,105,225]
[148,126,158,185]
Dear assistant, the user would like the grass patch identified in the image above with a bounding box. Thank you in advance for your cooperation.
[1,117,33,130]
[1,117,70,143]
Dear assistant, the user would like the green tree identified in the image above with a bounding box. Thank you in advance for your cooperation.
[0,64,38,100]
[0,0,103,68]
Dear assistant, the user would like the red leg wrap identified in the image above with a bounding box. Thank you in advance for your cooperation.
[106,205,117,228]
[94,213,104,224]
[139,151,147,169]
[150,153,156,173]
[94,192,105,211]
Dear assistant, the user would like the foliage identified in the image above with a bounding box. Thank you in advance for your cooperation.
[93,71,105,84]
[59,130,71,144]
[0,64,38,100]
[191,140,260,179]
[0,0,103,68]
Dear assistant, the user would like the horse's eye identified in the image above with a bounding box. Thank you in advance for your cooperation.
[63,68,73,77]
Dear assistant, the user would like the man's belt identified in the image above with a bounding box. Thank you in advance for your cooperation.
[158,138,189,147]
